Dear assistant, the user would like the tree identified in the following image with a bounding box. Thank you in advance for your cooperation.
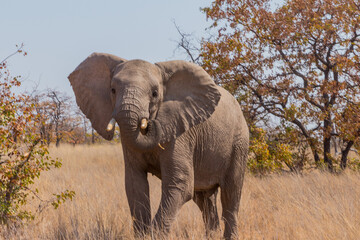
[30,89,89,146]
[200,0,360,170]
[0,46,74,225]
[46,90,72,147]
[32,93,53,145]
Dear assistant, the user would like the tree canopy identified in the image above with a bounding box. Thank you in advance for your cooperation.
[199,0,360,171]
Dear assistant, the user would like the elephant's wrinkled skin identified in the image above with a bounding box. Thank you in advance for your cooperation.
[68,53,249,239]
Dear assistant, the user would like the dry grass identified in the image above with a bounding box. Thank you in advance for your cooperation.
[2,144,360,239]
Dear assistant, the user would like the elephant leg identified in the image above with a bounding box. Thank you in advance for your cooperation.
[125,165,151,237]
[220,143,247,240]
[220,189,240,240]
[152,184,193,236]
[193,188,220,236]
[152,150,194,236]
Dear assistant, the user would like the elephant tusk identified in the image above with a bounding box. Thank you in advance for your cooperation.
[106,118,116,131]
[140,118,148,130]
[158,143,165,150]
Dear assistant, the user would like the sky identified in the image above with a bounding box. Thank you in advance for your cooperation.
[0,0,213,96]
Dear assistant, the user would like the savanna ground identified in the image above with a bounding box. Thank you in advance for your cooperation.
[1,144,360,240]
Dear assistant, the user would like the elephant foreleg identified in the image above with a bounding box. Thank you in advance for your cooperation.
[152,153,194,236]
[125,166,151,237]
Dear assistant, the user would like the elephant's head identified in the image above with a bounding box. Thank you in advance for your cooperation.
[68,53,221,152]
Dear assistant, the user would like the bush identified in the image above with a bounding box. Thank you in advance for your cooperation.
[0,46,74,225]
[248,127,310,175]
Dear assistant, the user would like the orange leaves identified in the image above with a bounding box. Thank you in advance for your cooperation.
[334,102,360,141]
[200,0,360,169]
[0,48,73,224]
[284,104,299,121]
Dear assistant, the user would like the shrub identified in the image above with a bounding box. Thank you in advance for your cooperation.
[0,46,74,225]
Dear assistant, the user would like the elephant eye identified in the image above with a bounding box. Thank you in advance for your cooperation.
[111,88,116,94]
[152,90,158,98]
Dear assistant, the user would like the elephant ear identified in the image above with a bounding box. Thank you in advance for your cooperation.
[68,52,126,140]
[155,60,221,143]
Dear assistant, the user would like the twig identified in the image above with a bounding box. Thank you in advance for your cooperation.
[0,44,24,65]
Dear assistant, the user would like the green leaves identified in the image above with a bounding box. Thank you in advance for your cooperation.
[51,190,76,209]
[0,47,74,225]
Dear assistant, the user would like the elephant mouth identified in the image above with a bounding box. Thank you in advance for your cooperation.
[106,117,149,135]
[105,116,164,151]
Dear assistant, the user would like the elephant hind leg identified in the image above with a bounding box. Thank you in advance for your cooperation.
[220,187,241,240]
[220,142,247,240]
[193,187,220,235]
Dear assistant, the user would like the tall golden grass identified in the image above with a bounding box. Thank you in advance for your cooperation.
[2,144,360,239]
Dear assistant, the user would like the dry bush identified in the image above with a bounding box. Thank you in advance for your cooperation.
[1,144,359,239]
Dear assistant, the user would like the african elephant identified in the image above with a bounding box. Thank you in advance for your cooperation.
[68,53,249,239]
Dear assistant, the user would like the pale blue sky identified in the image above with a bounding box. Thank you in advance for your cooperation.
[0,0,212,95]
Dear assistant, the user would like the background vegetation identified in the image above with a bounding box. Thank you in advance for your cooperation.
[1,0,360,238]
[177,0,360,173]
[0,47,74,226]
[1,145,359,239]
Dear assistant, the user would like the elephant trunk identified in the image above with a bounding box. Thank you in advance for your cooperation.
[108,98,162,152]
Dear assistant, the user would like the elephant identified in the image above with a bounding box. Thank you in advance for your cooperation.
[68,52,249,239]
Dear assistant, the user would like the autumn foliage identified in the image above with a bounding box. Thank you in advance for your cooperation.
[0,47,74,225]
[200,0,360,171]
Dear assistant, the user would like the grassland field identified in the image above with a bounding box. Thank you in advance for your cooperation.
[1,144,360,240]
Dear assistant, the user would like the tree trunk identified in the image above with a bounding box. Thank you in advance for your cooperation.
[307,137,320,164]
[332,136,338,155]
[324,136,333,171]
[83,117,87,144]
[46,132,51,147]
[323,117,333,171]
[313,147,320,164]
[92,128,95,144]
[341,140,354,169]
[55,120,60,147]
[292,119,320,164]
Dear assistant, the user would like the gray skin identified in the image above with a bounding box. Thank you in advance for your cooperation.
[68,53,249,239]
